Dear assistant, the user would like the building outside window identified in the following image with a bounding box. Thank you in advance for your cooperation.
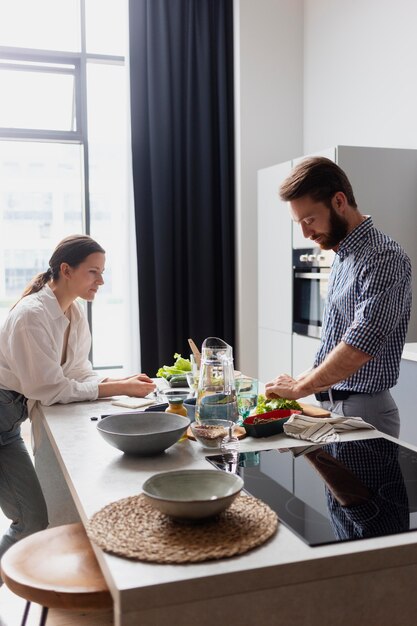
[0,0,139,374]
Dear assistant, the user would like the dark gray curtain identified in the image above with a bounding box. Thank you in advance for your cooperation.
[129,0,235,375]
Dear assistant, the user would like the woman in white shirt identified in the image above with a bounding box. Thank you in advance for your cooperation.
[0,234,156,565]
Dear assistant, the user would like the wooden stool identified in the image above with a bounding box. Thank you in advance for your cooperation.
[0,522,112,626]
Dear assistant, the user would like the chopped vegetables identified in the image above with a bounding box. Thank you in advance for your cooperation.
[156,353,192,380]
[254,393,301,414]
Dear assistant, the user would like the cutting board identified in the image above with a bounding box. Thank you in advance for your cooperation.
[299,402,331,418]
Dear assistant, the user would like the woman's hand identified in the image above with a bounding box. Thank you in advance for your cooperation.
[125,373,155,384]
[98,373,156,398]
[264,374,301,400]
[121,377,156,397]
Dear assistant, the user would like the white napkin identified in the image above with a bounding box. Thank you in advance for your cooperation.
[283,413,375,443]
[111,397,156,409]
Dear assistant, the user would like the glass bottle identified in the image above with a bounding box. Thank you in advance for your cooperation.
[165,398,188,441]
[165,398,188,418]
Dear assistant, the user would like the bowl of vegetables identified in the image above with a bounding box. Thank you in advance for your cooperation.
[156,353,192,388]
[243,394,302,438]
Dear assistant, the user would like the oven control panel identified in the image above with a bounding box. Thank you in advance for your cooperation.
[294,247,334,268]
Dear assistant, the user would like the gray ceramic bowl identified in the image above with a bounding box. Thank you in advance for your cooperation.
[97,411,190,456]
[183,397,197,420]
[142,469,244,520]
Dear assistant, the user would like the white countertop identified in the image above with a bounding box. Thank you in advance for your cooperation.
[35,399,417,625]
[402,343,417,362]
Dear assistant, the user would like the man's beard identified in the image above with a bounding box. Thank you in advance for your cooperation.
[317,208,349,250]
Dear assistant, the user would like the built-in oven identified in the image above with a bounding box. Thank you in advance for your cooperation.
[292,247,334,338]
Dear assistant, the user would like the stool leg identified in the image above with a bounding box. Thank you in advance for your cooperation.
[21,601,31,626]
[38,606,49,626]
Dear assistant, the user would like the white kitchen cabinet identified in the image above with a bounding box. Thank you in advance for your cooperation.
[391,356,417,447]
[292,333,320,403]
[292,333,320,377]
[258,146,417,382]
[258,328,292,385]
[258,162,293,334]
[258,162,293,378]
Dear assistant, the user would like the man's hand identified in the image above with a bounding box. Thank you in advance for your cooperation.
[265,374,302,400]
[264,342,372,401]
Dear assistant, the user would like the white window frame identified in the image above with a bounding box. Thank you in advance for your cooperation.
[0,0,134,372]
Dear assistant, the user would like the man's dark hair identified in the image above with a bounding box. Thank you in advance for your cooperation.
[279,156,357,208]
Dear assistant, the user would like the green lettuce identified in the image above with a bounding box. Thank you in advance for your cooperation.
[156,353,192,379]
[255,393,301,414]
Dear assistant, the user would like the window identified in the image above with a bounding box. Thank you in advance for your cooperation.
[0,0,80,52]
[0,0,135,373]
[0,61,77,131]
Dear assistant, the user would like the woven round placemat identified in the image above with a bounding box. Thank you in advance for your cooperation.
[86,492,278,564]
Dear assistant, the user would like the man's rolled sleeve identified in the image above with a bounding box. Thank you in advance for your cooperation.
[342,324,385,357]
[342,250,411,358]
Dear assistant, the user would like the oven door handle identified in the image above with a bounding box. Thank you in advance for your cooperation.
[294,271,329,280]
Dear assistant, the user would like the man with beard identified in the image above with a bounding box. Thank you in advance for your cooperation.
[265,157,412,437]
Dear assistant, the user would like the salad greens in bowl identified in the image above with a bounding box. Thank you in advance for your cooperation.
[254,394,302,414]
[243,394,302,438]
[156,353,192,380]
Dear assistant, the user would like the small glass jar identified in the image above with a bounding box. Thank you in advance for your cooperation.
[165,398,188,418]
[165,398,188,441]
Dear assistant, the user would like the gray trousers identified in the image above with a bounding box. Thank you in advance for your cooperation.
[0,390,48,569]
[320,389,400,439]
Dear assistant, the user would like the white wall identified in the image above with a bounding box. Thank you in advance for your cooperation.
[304,1,417,341]
[234,0,303,376]
[304,0,417,152]
[237,0,417,377]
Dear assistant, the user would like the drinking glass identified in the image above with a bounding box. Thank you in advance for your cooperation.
[236,377,258,425]
[220,422,240,472]
[186,354,200,397]
[186,371,199,397]
[190,353,200,376]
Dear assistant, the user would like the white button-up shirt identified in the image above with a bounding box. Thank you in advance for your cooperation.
[0,285,99,405]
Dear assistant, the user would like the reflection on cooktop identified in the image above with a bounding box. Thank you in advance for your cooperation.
[207,438,417,546]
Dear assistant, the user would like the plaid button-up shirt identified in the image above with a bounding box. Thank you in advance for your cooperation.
[314,216,412,393]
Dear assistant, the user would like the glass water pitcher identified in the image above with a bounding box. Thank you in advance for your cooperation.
[195,337,238,423]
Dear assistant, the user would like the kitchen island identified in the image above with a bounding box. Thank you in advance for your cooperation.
[32,399,417,626]
[391,343,417,447]
[401,342,417,362]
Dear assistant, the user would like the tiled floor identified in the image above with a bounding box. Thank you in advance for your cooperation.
[0,422,113,626]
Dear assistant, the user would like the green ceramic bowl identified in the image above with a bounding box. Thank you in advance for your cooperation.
[142,469,243,520]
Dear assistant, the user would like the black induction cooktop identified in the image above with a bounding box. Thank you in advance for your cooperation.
[207,438,417,546]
